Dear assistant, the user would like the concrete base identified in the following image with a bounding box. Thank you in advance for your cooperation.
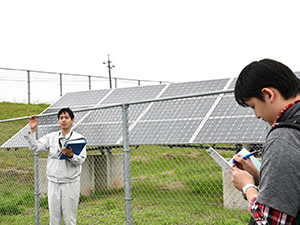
[39,154,124,197]
[223,156,261,209]
[223,170,248,209]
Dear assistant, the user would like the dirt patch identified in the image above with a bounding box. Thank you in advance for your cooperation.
[158,181,185,190]
[188,151,202,158]
[0,168,30,175]
[131,175,147,183]
[161,152,175,159]
[131,156,150,163]
[161,170,175,176]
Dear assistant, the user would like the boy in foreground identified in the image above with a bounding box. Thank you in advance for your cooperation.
[232,59,300,224]
[24,108,86,225]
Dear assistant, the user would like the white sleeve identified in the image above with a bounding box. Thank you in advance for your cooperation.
[24,132,50,152]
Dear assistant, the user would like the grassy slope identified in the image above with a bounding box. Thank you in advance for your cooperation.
[0,102,50,120]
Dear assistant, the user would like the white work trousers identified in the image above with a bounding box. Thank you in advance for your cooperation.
[48,180,80,225]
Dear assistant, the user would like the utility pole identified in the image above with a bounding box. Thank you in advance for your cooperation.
[103,54,115,89]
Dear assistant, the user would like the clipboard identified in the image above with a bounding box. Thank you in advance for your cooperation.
[58,137,87,160]
[207,147,234,178]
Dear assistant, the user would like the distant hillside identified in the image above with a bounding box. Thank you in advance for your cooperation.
[0,102,50,120]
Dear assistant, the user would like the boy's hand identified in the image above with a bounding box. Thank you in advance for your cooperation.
[232,154,260,185]
[232,153,255,171]
[230,166,255,191]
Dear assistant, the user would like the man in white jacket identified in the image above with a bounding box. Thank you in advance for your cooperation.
[24,107,86,225]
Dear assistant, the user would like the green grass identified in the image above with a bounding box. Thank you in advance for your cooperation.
[0,102,49,120]
[0,102,50,146]
[0,102,251,224]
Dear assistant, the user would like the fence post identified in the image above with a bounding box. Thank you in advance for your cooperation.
[88,76,91,90]
[122,104,133,225]
[27,71,31,104]
[60,74,63,97]
[34,127,40,225]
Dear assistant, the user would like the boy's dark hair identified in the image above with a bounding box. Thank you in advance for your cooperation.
[57,108,75,120]
[235,58,300,107]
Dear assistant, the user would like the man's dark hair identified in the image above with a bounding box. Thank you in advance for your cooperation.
[234,58,300,107]
[57,108,75,120]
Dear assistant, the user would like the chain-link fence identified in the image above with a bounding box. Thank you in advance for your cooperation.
[0,90,265,224]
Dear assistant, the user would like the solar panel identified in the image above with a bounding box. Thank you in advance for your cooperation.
[1,77,271,148]
[160,79,231,97]
[129,120,203,145]
[101,85,167,104]
[194,117,267,144]
[51,89,112,109]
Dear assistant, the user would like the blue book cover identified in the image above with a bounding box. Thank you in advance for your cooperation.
[59,137,87,160]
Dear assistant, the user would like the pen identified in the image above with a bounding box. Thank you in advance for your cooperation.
[232,150,261,163]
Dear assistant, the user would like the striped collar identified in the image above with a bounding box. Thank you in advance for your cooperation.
[272,99,300,127]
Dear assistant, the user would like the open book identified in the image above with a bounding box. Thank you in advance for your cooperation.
[59,137,87,160]
[207,147,261,178]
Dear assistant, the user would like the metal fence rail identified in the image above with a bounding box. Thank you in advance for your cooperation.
[0,67,171,104]
[0,90,263,224]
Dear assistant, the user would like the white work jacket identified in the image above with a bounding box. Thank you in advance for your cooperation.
[24,130,87,183]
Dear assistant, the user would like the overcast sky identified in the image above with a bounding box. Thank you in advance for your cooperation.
[0,0,300,85]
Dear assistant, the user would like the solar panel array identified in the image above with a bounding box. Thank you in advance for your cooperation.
[2,77,272,149]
